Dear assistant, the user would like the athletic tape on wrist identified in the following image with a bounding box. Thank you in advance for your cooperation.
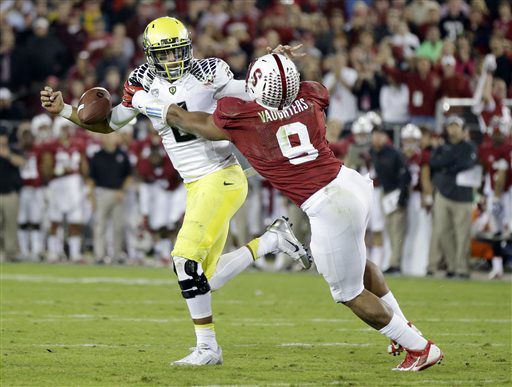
[59,104,73,119]
[132,91,170,126]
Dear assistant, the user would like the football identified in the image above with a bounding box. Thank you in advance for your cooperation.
[77,87,111,124]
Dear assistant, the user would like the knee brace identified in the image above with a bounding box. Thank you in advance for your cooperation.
[173,257,210,299]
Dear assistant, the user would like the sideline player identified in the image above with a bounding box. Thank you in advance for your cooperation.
[40,17,309,365]
[159,53,444,371]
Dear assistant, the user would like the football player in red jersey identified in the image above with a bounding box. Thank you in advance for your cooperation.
[154,53,443,371]
[41,117,88,263]
[17,125,46,261]
[477,117,512,278]
[400,124,432,276]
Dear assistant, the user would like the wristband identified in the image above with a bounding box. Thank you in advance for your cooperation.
[132,91,170,126]
[59,103,73,119]
[423,194,433,206]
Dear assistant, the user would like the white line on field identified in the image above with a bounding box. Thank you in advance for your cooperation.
[277,342,371,347]
[1,274,175,286]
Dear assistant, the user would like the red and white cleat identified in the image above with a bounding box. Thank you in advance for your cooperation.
[393,341,444,371]
[388,322,422,356]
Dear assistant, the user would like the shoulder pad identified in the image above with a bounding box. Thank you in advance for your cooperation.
[128,63,155,92]
[190,58,233,85]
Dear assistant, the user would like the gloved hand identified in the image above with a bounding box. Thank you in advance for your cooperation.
[122,80,144,108]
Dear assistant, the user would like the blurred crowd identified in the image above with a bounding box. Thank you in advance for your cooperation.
[0,0,511,278]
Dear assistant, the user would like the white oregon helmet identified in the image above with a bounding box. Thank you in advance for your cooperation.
[246,53,300,110]
[352,116,373,134]
[401,123,421,140]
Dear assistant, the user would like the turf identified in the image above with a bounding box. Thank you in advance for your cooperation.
[1,263,511,386]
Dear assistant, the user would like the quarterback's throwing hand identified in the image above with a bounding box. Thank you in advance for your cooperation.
[40,86,64,115]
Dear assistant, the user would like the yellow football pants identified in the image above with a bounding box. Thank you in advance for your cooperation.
[171,164,248,279]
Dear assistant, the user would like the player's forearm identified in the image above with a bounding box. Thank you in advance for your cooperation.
[67,106,114,134]
[165,105,208,136]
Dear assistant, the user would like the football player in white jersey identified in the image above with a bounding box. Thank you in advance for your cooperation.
[40,17,310,366]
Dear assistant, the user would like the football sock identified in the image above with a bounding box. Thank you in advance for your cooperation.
[194,323,218,350]
[379,313,427,351]
[47,234,62,261]
[490,257,503,278]
[18,230,30,257]
[68,236,82,261]
[30,230,43,258]
[380,291,407,322]
[209,247,253,291]
[370,246,383,267]
[246,230,278,259]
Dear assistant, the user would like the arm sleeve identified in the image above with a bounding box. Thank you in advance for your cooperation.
[108,103,139,131]
[215,79,251,100]
[212,98,238,138]
[300,81,330,110]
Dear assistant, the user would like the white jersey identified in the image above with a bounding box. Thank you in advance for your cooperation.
[109,58,247,183]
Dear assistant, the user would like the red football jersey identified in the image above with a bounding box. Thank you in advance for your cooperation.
[45,139,87,178]
[213,81,342,206]
[20,145,45,187]
[478,136,512,191]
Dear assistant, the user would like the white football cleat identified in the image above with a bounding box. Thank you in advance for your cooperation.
[172,345,223,366]
[266,217,312,269]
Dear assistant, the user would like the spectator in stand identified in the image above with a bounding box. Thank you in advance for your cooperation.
[89,133,132,264]
[370,126,411,274]
[428,116,477,278]
[85,17,112,66]
[406,0,439,28]
[494,0,512,40]
[391,22,420,58]
[101,67,122,106]
[0,27,28,93]
[353,61,383,113]
[25,17,66,83]
[382,53,440,129]
[68,79,85,107]
[439,0,470,41]
[468,4,492,54]
[489,34,512,87]
[415,25,443,62]
[0,88,25,120]
[411,1,441,41]
[0,126,25,262]
[112,24,135,67]
[455,36,476,78]
[323,52,358,130]
[439,55,472,98]
[52,2,87,65]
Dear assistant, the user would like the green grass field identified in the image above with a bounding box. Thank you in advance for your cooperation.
[1,263,511,386]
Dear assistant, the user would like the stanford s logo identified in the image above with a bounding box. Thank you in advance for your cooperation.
[252,68,262,87]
